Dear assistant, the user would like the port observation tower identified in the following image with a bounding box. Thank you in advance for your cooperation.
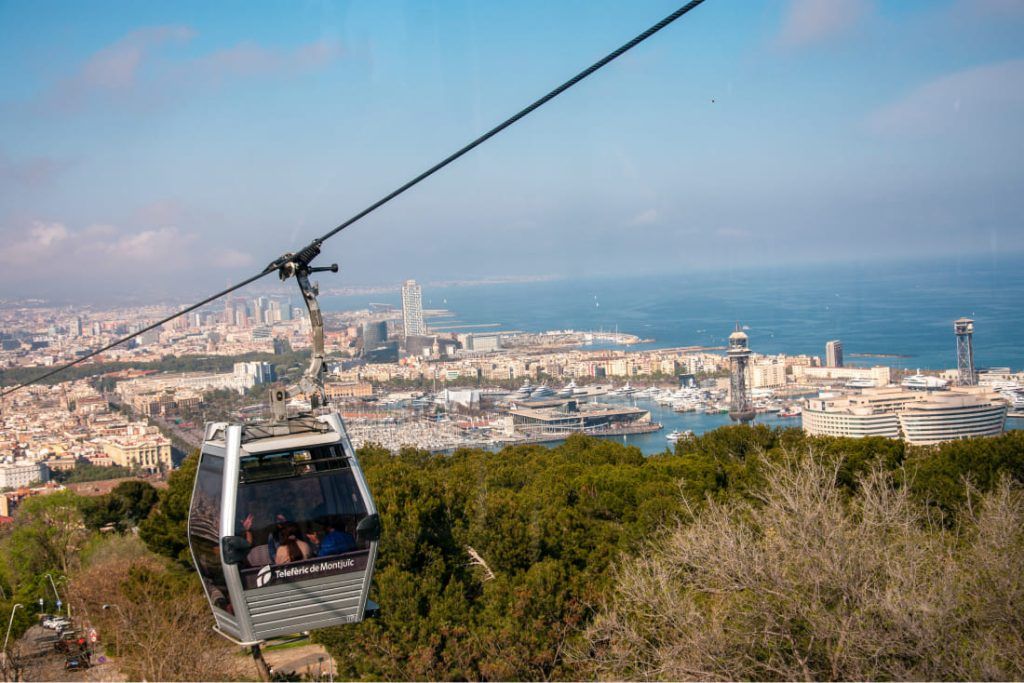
[954,317,977,386]
[728,324,755,423]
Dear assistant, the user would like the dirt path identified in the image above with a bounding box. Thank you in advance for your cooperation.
[229,642,338,681]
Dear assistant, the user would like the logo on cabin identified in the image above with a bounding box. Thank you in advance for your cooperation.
[255,565,273,588]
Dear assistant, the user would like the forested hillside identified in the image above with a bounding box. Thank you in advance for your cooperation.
[2,426,1022,680]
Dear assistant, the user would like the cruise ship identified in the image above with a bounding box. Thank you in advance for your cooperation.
[999,387,1024,408]
[845,378,877,389]
[901,374,949,391]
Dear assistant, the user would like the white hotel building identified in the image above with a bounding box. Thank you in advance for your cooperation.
[802,387,1006,445]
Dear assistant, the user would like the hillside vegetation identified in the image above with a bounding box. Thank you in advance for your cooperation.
[1,426,1022,680]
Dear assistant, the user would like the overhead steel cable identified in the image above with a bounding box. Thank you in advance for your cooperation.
[0,0,708,399]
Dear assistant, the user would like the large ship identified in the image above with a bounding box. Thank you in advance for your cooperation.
[901,374,948,391]
[1000,388,1024,411]
[530,385,556,399]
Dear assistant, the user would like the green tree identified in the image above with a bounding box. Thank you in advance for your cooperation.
[81,480,160,532]
[2,490,88,580]
[139,451,198,565]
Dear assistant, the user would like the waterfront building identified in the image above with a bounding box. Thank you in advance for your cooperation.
[459,333,502,353]
[792,365,892,386]
[727,325,755,423]
[751,359,786,389]
[508,400,653,438]
[802,387,1006,444]
[402,279,426,337]
[801,388,919,439]
[826,340,843,368]
[898,392,1006,445]
[0,459,50,489]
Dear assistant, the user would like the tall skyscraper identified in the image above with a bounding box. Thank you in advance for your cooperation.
[402,280,425,337]
[825,339,844,368]
[954,317,977,386]
[727,324,755,423]
[362,321,388,353]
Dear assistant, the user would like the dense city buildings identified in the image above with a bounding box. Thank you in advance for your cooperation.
[825,339,843,368]
[401,280,426,337]
[0,380,173,491]
[1,298,1020,461]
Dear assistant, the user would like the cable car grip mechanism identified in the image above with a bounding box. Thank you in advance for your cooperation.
[268,240,338,421]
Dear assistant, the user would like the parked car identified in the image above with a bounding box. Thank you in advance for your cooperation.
[64,654,90,671]
[43,617,70,630]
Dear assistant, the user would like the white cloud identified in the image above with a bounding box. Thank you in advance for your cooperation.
[777,0,871,48]
[101,226,195,262]
[627,208,660,227]
[29,222,69,248]
[212,249,256,268]
[0,221,197,274]
[867,59,1024,136]
[40,26,343,114]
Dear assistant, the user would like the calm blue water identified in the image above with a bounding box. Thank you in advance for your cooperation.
[537,396,798,455]
[325,255,1024,371]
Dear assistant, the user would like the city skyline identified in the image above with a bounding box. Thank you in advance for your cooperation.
[1,1,1023,301]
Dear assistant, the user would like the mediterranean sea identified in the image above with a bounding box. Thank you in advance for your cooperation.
[324,254,1024,371]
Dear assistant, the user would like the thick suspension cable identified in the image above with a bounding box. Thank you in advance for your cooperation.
[0,0,708,399]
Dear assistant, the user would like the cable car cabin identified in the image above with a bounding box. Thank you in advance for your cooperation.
[188,413,380,645]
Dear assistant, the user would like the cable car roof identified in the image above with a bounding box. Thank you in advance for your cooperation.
[203,417,343,454]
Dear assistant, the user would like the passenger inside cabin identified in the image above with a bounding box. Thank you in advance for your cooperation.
[310,519,356,556]
[274,523,313,564]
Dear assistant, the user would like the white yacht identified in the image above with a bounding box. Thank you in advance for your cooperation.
[530,385,556,399]
[1000,388,1024,410]
[666,429,693,443]
[556,381,575,398]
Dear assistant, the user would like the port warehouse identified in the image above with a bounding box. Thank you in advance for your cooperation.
[507,399,655,437]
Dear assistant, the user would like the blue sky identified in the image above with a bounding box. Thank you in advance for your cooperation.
[1,0,1022,301]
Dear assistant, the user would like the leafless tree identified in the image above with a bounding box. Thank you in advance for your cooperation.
[70,535,239,681]
[580,451,1024,681]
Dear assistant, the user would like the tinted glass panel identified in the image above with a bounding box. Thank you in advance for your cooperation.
[188,453,233,614]
[235,444,370,589]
